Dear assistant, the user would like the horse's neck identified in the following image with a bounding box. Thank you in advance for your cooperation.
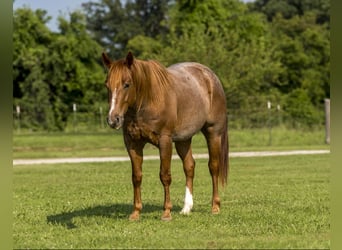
[127,91,176,121]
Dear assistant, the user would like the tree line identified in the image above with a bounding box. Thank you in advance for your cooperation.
[13,0,330,131]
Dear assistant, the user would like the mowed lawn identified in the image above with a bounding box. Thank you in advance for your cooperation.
[13,154,330,249]
[13,128,329,159]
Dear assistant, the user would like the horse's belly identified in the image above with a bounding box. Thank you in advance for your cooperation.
[171,85,210,141]
[172,128,199,141]
[172,113,207,141]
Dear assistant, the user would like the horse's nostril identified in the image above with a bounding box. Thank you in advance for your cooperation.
[106,117,111,125]
[107,115,123,129]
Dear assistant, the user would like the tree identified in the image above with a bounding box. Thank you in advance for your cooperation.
[82,0,170,58]
[284,88,321,127]
[13,8,55,130]
[13,8,106,131]
[249,0,330,25]
[46,11,106,130]
[248,0,330,126]
[269,13,330,126]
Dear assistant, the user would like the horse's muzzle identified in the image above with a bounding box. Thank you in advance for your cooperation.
[107,115,123,129]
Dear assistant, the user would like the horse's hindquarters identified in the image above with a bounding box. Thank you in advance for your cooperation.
[168,62,226,140]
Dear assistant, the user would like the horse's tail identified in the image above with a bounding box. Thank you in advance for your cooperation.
[219,115,229,187]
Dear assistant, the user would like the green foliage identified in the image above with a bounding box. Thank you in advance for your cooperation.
[82,0,170,58]
[47,12,106,129]
[126,35,163,58]
[13,8,55,130]
[284,89,322,127]
[250,0,330,25]
[13,155,330,248]
[245,0,330,127]
[13,8,106,131]
[268,13,329,126]
[13,0,330,130]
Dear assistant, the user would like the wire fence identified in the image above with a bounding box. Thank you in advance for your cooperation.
[13,100,329,142]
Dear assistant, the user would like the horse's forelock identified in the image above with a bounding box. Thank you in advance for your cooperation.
[107,60,130,87]
[107,58,171,109]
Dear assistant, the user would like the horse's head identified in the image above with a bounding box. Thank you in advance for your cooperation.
[102,52,136,129]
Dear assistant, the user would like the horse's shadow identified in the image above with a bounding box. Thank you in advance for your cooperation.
[47,203,181,229]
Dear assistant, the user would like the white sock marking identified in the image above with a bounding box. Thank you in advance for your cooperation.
[180,186,193,215]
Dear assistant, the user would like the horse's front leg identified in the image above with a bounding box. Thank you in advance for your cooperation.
[159,135,173,221]
[124,136,145,221]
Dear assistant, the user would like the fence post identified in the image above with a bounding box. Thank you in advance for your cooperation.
[324,98,330,144]
[73,103,77,132]
[277,104,282,126]
[99,107,104,129]
[16,105,21,133]
[267,100,272,146]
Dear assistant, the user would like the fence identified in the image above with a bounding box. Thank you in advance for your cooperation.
[13,100,330,144]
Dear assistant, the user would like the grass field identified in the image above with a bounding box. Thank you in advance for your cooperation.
[13,154,330,249]
[13,127,329,159]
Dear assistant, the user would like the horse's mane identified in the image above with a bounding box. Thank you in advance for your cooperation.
[108,58,171,110]
[131,59,172,110]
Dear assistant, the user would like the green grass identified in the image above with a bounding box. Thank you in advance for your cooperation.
[13,154,330,249]
[13,127,329,159]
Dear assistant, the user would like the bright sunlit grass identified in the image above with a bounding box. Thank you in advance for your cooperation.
[13,154,330,249]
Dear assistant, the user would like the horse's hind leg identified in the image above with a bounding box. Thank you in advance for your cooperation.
[202,128,222,214]
[175,139,195,215]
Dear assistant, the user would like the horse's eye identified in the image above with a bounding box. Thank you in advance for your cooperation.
[123,82,130,89]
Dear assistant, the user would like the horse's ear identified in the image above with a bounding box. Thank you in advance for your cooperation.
[126,51,134,68]
[102,52,112,69]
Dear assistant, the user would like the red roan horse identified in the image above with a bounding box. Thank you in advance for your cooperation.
[102,52,228,221]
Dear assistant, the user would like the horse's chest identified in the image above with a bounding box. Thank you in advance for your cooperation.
[125,119,160,146]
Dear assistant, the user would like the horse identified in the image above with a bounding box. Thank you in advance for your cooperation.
[102,52,229,221]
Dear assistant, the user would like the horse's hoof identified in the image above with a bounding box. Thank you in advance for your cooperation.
[161,211,172,221]
[211,206,220,214]
[161,216,172,221]
[129,211,140,221]
[180,207,191,215]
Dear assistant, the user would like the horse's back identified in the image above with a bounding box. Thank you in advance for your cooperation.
[167,62,226,115]
[167,62,227,140]
[168,62,225,101]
